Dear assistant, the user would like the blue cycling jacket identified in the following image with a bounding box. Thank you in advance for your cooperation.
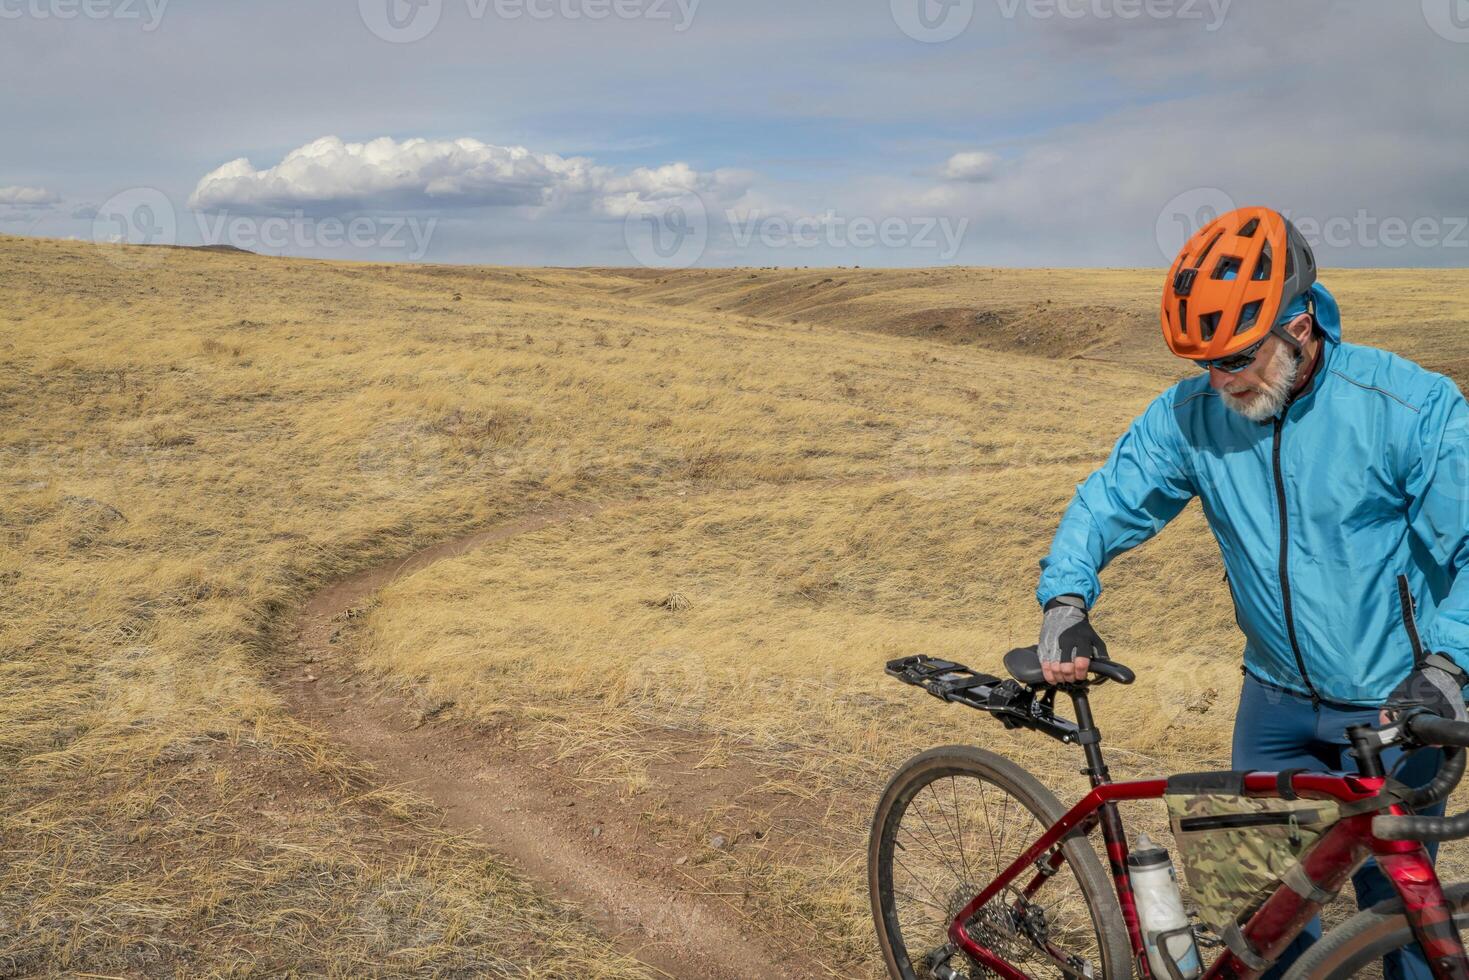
[1038,330,1469,707]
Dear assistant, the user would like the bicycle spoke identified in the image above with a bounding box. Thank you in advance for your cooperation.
[893,886,950,916]
[909,788,969,888]
[893,851,957,916]
[950,774,976,888]
[994,791,1017,874]
[896,823,962,886]
[977,776,1001,874]
[897,795,961,869]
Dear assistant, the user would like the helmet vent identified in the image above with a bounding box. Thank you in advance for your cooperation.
[1212,256,1243,280]
[1197,229,1226,265]
[1178,300,1188,337]
[1237,217,1260,237]
[1254,241,1273,281]
[1199,310,1222,342]
[1238,300,1263,331]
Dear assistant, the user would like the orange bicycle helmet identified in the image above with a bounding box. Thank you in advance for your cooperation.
[1161,206,1317,362]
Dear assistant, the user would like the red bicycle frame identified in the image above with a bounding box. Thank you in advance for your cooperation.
[948,769,1469,979]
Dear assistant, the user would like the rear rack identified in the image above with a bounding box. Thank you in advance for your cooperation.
[886,655,1082,745]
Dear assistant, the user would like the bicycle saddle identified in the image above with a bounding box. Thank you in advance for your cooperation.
[1003,646,1136,686]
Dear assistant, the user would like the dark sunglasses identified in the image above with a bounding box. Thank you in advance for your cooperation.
[1194,316,1309,374]
[1196,335,1269,374]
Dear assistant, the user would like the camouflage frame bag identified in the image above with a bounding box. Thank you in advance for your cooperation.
[1165,773,1343,934]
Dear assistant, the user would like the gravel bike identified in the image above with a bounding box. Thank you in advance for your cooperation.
[869,647,1469,978]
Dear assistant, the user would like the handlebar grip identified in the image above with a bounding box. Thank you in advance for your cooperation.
[1406,713,1469,749]
[1373,809,1469,842]
[1089,659,1135,685]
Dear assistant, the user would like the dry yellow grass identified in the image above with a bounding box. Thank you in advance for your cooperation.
[5,230,1469,975]
[351,264,1469,970]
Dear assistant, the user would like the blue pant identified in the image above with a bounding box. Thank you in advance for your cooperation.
[1233,671,1443,980]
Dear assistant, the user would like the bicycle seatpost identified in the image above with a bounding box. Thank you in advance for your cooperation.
[1069,687,1110,786]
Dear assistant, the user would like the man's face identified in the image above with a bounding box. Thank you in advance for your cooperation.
[1205,314,1311,422]
[1207,333,1300,422]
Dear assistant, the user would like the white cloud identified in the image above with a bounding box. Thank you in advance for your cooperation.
[188,136,753,217]
[0,186,60,207]
[941,151,998,183]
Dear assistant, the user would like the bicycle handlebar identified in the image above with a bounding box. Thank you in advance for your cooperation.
[1372,711,1469,841]
[1405,712,1469,750]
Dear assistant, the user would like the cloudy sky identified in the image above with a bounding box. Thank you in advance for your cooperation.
[2,0,1467,267]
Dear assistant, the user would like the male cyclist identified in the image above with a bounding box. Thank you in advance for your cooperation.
[1035,206,1469,979]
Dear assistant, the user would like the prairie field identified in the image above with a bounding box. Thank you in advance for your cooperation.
[5,232,1469,977]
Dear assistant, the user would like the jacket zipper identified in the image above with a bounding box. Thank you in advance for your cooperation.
[1272,413,1322,709]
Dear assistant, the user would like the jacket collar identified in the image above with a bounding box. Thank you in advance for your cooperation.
[1274,330,1337,421]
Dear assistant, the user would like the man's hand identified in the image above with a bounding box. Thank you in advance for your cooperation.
[1381,655,1469,725]
[1038,595,1107,685]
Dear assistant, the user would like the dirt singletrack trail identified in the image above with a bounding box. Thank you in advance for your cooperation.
[272,499,836,980]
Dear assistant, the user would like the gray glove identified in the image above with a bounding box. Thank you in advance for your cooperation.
[1039,595,1107,669]
[1386,654,1469,722]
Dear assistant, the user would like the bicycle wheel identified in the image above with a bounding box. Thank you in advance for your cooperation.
[870,745,1132,979]
[1281,882,1469,979]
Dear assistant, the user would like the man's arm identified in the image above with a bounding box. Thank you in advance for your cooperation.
[1038,389,1198,609]
[1405,378,1469,678]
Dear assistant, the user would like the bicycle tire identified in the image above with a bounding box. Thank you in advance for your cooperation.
[1281,882,1469,979]
[869,745,1132,979]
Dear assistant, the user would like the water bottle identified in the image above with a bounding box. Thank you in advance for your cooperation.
[1129,833,1203,979]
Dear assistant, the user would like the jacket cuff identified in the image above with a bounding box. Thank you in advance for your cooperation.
[1037,573,1101,610]
[1426,652,1469,686]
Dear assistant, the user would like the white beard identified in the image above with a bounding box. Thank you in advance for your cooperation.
[1222,342,1300,422]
